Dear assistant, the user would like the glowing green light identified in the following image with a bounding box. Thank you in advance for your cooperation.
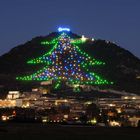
[16,32,113,87]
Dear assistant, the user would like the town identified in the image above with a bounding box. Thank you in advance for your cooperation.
[0,85,140,127]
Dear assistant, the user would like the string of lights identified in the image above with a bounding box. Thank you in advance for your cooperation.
[16,31,113,89]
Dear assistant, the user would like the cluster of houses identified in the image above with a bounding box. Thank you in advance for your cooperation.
[0,89,140,127]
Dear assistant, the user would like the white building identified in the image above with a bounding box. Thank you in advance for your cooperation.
[16,99,23,107]
[7,91,20,100]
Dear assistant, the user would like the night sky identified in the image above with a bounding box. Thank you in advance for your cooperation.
[0,0,140,58]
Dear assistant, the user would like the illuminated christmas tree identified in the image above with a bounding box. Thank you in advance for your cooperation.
[16,27,113,89]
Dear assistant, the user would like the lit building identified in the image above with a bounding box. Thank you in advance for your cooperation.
[7,91,20,100]
[0,99,16,108]
[129,116,140,127]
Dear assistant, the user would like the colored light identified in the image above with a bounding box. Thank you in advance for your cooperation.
[58,27,70,32]
[16,32,113,88]
[81,35,87,42]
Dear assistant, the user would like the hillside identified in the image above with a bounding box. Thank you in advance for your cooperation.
[0,32,140,94]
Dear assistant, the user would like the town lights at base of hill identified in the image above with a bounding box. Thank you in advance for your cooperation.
[16,27,113,89]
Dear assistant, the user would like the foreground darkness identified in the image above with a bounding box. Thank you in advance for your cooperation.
[0,123,140,140]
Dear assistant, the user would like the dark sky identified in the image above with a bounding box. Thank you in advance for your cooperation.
[0,0,140,58]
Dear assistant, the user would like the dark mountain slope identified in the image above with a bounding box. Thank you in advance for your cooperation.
[0,32,140,94]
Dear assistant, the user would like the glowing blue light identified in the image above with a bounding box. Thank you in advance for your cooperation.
[58,27,70,32]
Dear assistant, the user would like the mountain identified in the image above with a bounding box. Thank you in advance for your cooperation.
[0,32,140,94]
